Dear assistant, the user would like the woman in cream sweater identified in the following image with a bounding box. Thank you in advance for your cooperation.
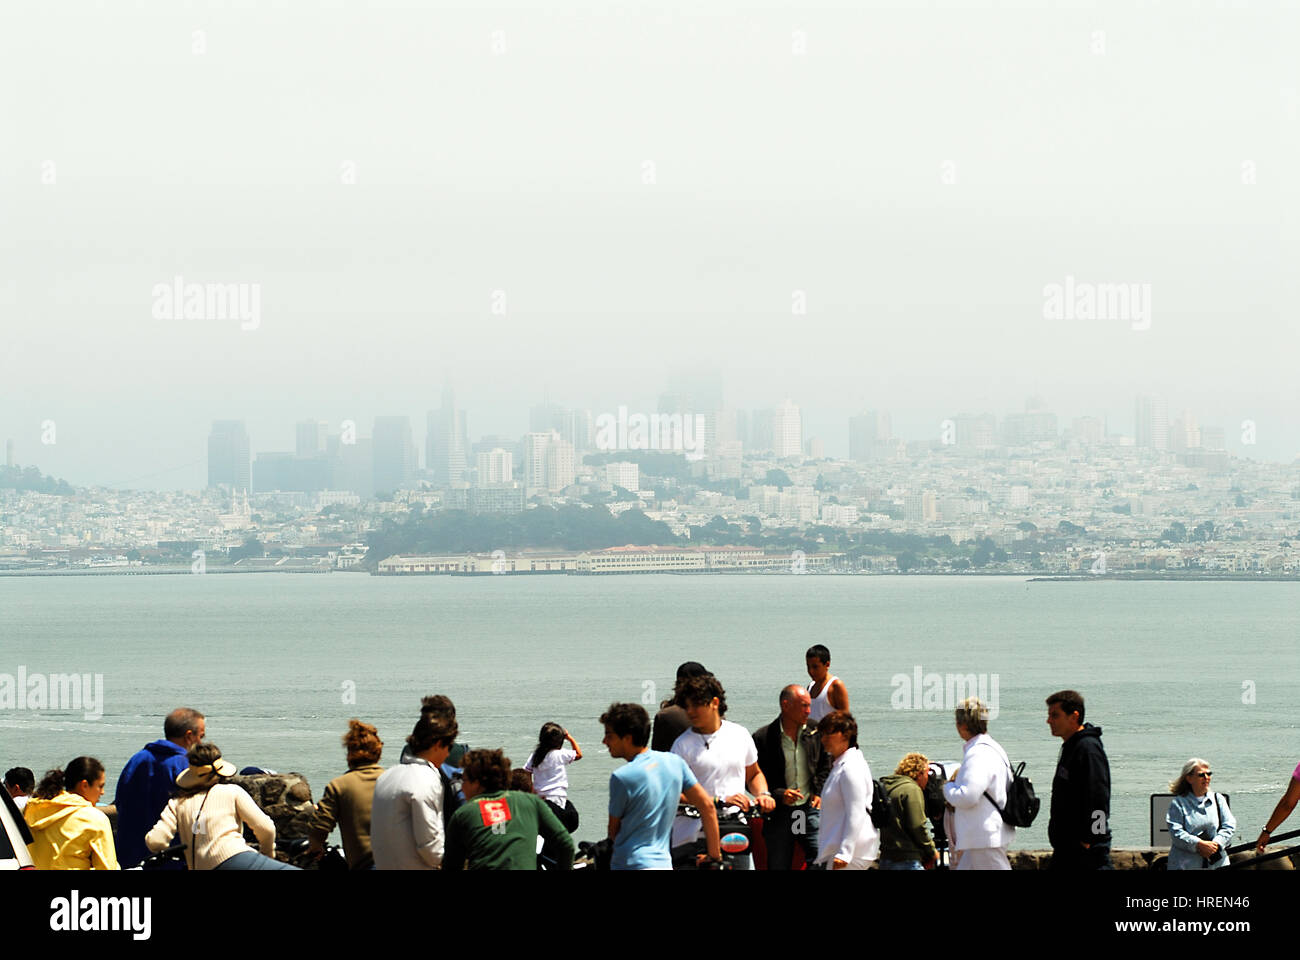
[146,742,299,870]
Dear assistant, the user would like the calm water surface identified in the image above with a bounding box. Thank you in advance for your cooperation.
[1,574,1296,850]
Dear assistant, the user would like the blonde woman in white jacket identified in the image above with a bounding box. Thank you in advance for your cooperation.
[941,697,1015,870]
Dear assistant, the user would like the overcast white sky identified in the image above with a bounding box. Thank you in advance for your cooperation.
[2,0,1296,488]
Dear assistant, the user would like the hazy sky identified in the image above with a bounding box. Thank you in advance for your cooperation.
[3,1,1297,488]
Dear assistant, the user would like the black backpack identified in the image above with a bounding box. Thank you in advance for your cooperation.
[984,758,1040,828]
[869,778,892,828]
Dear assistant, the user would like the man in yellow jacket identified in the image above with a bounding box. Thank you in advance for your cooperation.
[24,758,119,870]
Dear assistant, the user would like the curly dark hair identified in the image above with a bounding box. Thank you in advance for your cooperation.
[342,719,383,767]
[420,695,456,718]
[461,749,512,794]
[599,702,651,747]
[407,710,458,755]
[677,674,727,716]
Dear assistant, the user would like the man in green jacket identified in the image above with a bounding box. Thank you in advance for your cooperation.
[879,752,939,870]
[443,749,574,871]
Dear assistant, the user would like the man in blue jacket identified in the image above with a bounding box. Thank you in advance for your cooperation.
[1046,690,1111,870]
[113,707,205,867]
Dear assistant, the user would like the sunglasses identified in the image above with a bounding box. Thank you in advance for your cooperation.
[1192,771,1213,779]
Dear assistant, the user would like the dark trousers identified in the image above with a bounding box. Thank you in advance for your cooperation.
[546,797,579,833]
[763,804,820,870]
[1049,844,1112,870]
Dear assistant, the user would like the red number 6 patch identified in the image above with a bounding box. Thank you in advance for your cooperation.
[479,798,512,828]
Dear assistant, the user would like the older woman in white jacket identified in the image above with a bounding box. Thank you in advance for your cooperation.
[942,697,1015,870]
[814,710,880,870]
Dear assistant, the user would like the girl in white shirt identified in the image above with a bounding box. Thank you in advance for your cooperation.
[523,722,582,832]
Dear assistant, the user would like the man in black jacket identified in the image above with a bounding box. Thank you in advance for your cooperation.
[1046,689,1112,870]
[752,685,830,869]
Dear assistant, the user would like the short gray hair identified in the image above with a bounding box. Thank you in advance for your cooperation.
[954,697,989,735]
[1169,757,1210,795]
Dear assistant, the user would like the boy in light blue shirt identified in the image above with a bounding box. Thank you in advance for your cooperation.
[601,702,721,869]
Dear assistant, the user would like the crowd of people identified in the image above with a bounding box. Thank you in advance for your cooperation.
[5,644,1299,871]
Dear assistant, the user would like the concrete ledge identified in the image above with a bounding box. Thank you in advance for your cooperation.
[1010,848,1297,870]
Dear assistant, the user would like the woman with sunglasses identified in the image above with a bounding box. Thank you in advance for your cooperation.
[1165,759,1234,870]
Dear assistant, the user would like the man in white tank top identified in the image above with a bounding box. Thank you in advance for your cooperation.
[806,644,849,722]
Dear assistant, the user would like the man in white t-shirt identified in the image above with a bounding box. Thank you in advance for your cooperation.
[670,674,776,869]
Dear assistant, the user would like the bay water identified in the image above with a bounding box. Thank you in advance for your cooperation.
[1,574,1295,851]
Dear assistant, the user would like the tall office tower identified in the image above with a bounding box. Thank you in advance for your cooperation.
[1200,426,1225,451]
[295,420,329,458]
[562,408,593,454]
[253,452,331,493]
[427,388,469,486]
[522,432,554,493]
[476,448,513,484]
[771,400,803,458]
[750,409,774,454]
[1172,410,1201,451]
[5,439,13,468]
[954,414,997,450]
[329,436,373,499]
[849,410,891,462]
[372,416,415,495]
[1135,395,1170,450]
[207,420,251,493]
[735,409,751,449]
[1070,416,1104,445]
[544,437,576,492]
[711,408,738,447]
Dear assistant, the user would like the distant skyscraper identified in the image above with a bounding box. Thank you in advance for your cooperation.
[523,432,553,493]
[1070,417,1104,445]
[253,451,330,493]
[523,430,573,493]
[5,439,13,468]
[427,388,469,486]
[750,409,774,454]
[772,400,802,458]
[954,414,997,451]
[1200,426,1225,451]
[1172,410,1201,451]
[373,416,415,495]
[849,410,891,462]
[295,420,328,458]
[1136,395,1170,451]
[207,421,250,493]
[1002,404,1058,444]
[544,438,575,492]
[476,448,513,484]
[330,436,373,499]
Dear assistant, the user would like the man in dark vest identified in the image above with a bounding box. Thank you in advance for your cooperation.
[752,684,829,869]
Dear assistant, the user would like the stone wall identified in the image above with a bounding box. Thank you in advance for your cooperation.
[230,772,316,840]
[1009,848,1296,870]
